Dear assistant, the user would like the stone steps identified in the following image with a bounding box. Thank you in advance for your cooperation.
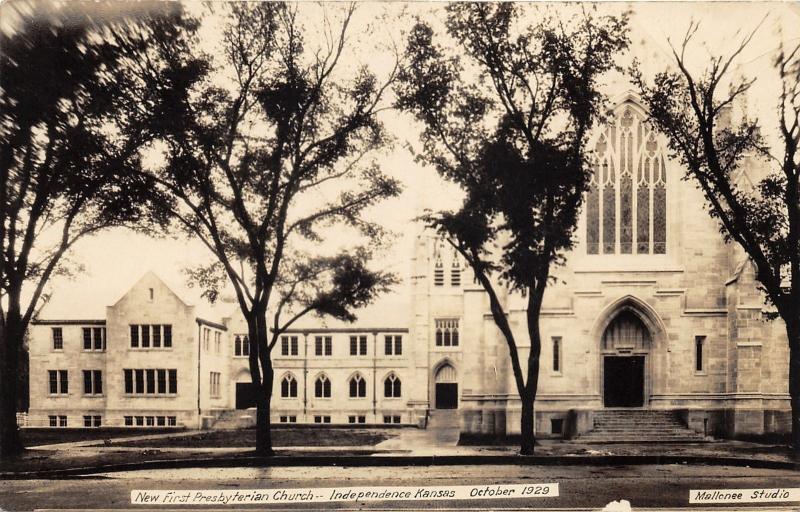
[211,409,255,430]
[578,409,708,444]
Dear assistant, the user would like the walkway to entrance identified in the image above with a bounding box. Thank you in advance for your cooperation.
[373,409,460,453]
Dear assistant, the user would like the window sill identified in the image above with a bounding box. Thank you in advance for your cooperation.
[129,348,173,351]
[82,394,105,398]
[572,254,684,273]
[123,394,178,398]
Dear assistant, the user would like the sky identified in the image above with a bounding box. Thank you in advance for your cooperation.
[31,1,800,322]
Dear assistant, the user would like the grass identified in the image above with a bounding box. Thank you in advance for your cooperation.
[21,428,186,447]
[109,427,397,448]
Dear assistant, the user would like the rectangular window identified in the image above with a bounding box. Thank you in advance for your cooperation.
[94,327,104,350]
[385,335,402,356]
[210,372,221,398]
[135,369,144,393]
[315,336,332,356]
[59,370,68,394]
[552,336,562,374]
[135,416,144,426]
[83,370,102,395]
[49,415,57,427]
[695,335,706,373]
[167,416,176,426]
[146,369,156,394]
[59,415,67,427]
[124,369,133,394]
[157,369,166,394]
[146,416,155,427]
[130,325,139,348]
[163,325,172,347]
[435,319,459,347]
[551,418,564,435]
[124,416,133,426]
[281,336,299,356]
[83,415,101,428]
[52,328,63,350]
[350,335,368,356]
[49,370,58,394]
[84,327,104,351]
[141,325,150,348]
[383,415,402,424]
[152,325,161,348]
[168,369,177,394]
[157,416,165,426]
[314,415,331,424]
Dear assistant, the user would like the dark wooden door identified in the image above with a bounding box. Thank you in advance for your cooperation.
[235,382,257,409]
[435,383,458,409]
[604,356,644,407]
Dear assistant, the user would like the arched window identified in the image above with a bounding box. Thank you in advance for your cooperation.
[315,374,331,398]
[384,373,401,398]
[280,373,297,398]
[587,103,667,255]
[349,374,366,398]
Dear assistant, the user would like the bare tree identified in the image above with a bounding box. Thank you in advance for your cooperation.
[635,24,800,455]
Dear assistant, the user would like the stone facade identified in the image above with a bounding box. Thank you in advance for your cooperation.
[27,93,791,439]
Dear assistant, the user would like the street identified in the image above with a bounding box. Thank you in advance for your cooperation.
[2,464,800,511]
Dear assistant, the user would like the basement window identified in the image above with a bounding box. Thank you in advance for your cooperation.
[551,418,564,435]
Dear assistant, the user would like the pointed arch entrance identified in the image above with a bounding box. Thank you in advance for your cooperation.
[434,363,458,409]
[594,297,662,408]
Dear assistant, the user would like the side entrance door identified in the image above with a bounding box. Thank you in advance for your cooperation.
[235,382,258,409]
[435,383,458,409]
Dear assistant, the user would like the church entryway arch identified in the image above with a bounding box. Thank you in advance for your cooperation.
[434,363,458,409]
[601,310,651,407]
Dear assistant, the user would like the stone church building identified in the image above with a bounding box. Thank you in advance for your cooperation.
[414,92,791,440]
[26,93,791,440]
[25,11,793,439]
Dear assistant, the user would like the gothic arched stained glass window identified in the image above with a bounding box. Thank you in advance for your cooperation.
[586,102,667,255]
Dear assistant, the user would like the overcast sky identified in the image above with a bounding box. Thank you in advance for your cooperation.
[35,1,799,321]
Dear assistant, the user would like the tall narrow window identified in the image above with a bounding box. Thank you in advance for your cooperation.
[163,325,172,347]
[350,335,367,356]
[83,328,92,350]
[695,335,706,373]
[130,325,139,348]
[280,336,298,356]
[168,369,178,394]
[280,374,297,398]
[552,336,562,374]
[152,325,161,348]
[587,103,667,255]
[451,256,461,287]
[141,325,150,348]
[384,374,401,398]
[349,374,366,398]
[52,328,63,350]
[315,374,331,398]
[434,257,444,286]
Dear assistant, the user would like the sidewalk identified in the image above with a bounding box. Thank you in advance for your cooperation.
[4,427,798,479]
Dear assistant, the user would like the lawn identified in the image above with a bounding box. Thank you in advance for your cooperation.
[21,428,186,447]
[109,427,397,448]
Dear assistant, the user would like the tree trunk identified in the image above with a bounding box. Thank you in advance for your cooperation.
[520,281,544,456]
[248,308,274,456]
[0,311,23,458]
[519,393,535,455]
[787,319,800,460]
[255,382,274,456]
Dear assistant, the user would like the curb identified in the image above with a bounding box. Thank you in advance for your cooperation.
[2,454,799,480]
